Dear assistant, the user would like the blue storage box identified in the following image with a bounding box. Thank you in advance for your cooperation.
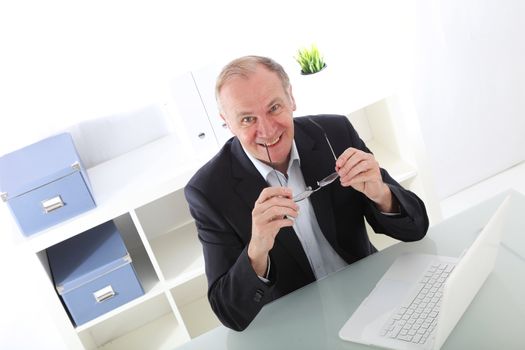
[0,133,95,236]
[47,220,144,326]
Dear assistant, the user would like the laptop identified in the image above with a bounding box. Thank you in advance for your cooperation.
[339,195,511,350]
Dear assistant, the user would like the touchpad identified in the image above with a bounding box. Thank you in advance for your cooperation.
[363,278,411,312]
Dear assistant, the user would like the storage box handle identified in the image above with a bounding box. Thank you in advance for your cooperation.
[41,195,64,213]
[93,285,116,303]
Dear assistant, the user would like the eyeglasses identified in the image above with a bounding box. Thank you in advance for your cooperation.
[263,118,340,203]
[265,143,285,187]
[292,119,339,202]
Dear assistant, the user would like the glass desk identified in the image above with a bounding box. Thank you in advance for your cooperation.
[176,190,525,349]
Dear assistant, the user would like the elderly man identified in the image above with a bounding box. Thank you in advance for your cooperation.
[184,55,429,331]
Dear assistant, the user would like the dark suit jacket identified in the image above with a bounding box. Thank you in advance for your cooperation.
[184,115,429,331]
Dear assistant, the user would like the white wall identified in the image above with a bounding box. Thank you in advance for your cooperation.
[412,0,525,199]
[0,0,410,155]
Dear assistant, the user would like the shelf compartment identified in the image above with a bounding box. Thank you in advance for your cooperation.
[171,274,220,338]
[112,213,161,294]
[78,294,189,350]
[134,188,193,241]
[73,228,163,329]
[37,213,163,332]
[366,140,417,184]
[134,189,204,286]
[149,220,204,287]
[348,98,417,184]
[37,244,164,308]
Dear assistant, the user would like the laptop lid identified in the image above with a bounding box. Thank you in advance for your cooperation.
[433,195,510,348]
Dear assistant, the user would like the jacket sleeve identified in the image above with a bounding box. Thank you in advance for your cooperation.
[364,169,429,241]
[340,116,429,241]
[184,183,275,331]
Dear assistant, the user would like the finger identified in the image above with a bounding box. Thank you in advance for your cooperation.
[341,159,375,183]
[341,169,378,187]
[254,193,299,214]
[252,214,295,239]
[341,173,363,187]
[259,205,299,223]
[256,187,293,205]
[265,217,295,234]
[339,149,372,173]
[336,149,371,178]
[253,200,299,222]
[335,148,358,170]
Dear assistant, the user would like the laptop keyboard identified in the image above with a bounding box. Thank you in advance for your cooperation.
[380,261,456,344]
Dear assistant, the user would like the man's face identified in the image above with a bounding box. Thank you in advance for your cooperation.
[218,65,296,172]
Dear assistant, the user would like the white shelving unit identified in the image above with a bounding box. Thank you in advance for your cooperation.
[7,61,440,350]
[19,134,221,350]
[171,274,220,338]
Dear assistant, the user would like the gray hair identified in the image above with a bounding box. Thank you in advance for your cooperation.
[215,55,290,111]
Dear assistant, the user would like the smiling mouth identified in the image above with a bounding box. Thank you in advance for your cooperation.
[258,135,280,147]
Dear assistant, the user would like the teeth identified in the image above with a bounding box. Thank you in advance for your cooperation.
[266,136,280,146]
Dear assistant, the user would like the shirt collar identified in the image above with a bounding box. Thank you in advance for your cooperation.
[242,141,301,181]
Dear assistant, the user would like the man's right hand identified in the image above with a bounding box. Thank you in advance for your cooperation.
[248,187,299,276]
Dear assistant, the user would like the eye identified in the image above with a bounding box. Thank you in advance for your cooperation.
[269,104,281,114]
[240,116,256,126]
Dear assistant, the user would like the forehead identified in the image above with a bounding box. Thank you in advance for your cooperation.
[219,66,287,113]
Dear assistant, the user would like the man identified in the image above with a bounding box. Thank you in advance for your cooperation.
[184,55,429,331]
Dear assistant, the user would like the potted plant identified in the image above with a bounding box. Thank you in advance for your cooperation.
[295,44,327,75]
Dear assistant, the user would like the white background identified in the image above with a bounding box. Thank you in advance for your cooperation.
[1,0,524,348]
[413,0,525,198]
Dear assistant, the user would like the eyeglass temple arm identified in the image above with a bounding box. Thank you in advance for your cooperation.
[264,143,284,187]
[308,118,338,161]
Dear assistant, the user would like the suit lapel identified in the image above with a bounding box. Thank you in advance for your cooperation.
[230,138,315,280]
[294,122,339,249]
[230,139,267,209]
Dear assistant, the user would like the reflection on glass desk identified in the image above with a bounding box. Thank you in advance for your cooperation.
[176,190,525,350]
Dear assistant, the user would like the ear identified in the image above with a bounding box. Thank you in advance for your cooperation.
[220,113,231,130]
[288,85,297,111]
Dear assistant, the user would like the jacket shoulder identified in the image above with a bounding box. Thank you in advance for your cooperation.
[186,140,234,191]
[294,114,357,139]
[294,114,349,127]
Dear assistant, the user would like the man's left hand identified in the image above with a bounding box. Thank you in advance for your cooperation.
[335,147,395,213]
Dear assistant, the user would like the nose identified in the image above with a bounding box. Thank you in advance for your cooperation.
[257,117,277,141]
